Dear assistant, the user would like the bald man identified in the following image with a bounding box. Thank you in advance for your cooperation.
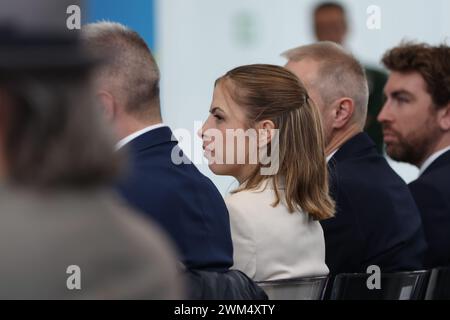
[312,2,388,153]
[283,42,426,276]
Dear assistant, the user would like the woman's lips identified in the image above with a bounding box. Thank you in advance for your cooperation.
[202,144,214,159]
[202,140,214,151]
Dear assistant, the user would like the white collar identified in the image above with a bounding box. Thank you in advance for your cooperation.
[326,148,339,163]
[116,123,166,150]
[419,145,450,176]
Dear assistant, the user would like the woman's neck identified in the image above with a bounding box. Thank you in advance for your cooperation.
[235,164,259,185]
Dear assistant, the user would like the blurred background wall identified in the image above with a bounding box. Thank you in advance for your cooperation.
[88,0,156,49]
[87,0,450,195]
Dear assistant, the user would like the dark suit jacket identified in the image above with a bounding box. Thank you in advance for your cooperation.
[321,133,426,275]
[117,126,233,271]
[409,149,450,268]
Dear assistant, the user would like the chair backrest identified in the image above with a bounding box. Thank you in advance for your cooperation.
[257,276,329,300]
[185,269,268,300]
[425,267,450,300]
[330,271,430,300]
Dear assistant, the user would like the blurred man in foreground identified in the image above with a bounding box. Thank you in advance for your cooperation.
[0,0,183,299]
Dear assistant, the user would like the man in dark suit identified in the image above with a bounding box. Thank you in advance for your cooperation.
[284,42,426,275]
[324,133,426,274]
[82,22,233,272]
[378,43,450,268]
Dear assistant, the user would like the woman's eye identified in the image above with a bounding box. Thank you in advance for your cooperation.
[214,114,223,121]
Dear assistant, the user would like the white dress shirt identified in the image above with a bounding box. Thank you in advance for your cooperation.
[419,146,450,176]
[226,179,329,282]
[116,123,166,150]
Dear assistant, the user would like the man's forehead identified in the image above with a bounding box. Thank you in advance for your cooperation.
[385,71,427,93]
[315,7,344,19]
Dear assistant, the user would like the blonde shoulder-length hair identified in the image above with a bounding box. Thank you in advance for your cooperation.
[218,64,335,220]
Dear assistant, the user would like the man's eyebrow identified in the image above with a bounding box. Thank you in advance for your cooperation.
[391,90,414,98]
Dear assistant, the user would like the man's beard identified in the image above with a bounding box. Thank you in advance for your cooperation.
[384,122,439,167]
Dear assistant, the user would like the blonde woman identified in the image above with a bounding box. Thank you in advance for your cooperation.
[199,64,335,281]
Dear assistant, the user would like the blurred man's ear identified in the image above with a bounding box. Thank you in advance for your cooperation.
[331,97,355,129]
[437,103,450,131]
[96,90,116,122]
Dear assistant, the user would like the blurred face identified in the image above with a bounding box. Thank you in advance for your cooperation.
[314,7,347,44]
[285,59,333,144]
[378,71,439,166]
[198,80,257,180]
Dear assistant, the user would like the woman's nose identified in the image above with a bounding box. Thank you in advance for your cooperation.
[197,127,203,139]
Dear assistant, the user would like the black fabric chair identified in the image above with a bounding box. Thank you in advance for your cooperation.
[330,270,430,300]
[257,276,329,300]
[185,269,268,300]
[425,267,450,300]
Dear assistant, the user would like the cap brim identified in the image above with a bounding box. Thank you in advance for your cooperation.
[0,47,102,71]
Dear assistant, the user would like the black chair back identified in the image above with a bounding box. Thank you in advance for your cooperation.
[425,267,450,300]
[185,269,268,300]
[257,276,329,300]
[330,270,430,300]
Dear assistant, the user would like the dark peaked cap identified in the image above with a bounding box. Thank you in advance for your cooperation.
[0,0,98,71]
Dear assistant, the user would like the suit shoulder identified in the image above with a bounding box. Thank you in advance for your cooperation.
[411,165,450,188]
[332,155,403,188]
[225,188,272,216]
[225,190,258,213]
[330,156,417,219]
[409,173,446,201]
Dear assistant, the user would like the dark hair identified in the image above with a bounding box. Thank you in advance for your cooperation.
[217,64,335,220]
[314,1,346,16]
[382,42,450,108]
[0,69,122,189]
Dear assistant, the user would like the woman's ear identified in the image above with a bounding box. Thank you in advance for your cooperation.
[96,90,116,122]
[257,120,276,147]
[331,97,355,129]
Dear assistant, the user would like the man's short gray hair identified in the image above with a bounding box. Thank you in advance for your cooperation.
[82,21,161,120]
[282,41,369,128]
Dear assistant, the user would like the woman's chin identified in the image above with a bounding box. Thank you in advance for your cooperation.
[207,163,230,176]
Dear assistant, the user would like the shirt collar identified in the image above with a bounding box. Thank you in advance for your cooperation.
[326,148,339,163]
[116,123,166,150]
[419,145,450,176]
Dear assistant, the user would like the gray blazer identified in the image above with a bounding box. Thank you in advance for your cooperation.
[0,186,184,299]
